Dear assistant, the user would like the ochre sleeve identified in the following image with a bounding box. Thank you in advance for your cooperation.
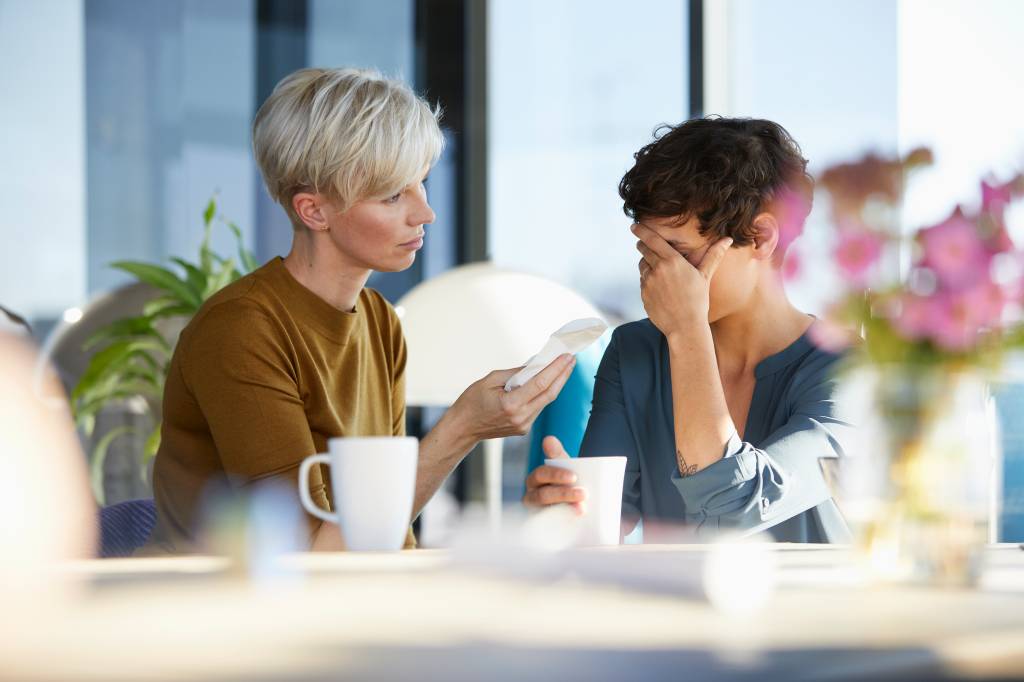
[388,303,408,438]
[379,295,414,548]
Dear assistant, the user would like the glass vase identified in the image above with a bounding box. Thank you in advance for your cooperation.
[840,366,997,585]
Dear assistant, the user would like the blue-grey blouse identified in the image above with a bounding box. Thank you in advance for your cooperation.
[579,319,852,543]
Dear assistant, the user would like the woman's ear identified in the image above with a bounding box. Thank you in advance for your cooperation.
[750,212,780,261]
[291,192,331,233]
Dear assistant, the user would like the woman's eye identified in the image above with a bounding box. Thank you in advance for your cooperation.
[384,192,402,204]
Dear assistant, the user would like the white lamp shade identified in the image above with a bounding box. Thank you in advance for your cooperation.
[396,263,605,406]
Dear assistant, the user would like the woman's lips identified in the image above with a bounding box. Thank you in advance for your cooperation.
[399,236,424,250]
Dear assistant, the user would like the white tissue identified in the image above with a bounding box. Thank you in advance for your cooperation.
[503,317,608,392]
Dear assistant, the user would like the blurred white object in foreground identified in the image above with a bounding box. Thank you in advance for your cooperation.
[0,332,96,602]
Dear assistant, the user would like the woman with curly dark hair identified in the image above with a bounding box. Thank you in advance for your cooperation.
[525,118,853,543]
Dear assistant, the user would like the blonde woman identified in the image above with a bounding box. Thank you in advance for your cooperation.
[148,68,575,553]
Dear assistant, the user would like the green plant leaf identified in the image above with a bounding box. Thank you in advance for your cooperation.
[199,197,217,274]
[76,379,161,419]
[170,257,209,297]
[154,305,197,321]
[80,413,96,438]
[75,388,156,436]
[148,302,197,321]
[203,257,237,300]
[142,423,162,463]
[83,315,165,351]
[73,341,138,404]
[72,340,167,404]
[111,261,202,308]
[143,295,181,318]
[203,197,216,227]
[90,425,135,505]
[227,221,259,273]
[241,250,258,273]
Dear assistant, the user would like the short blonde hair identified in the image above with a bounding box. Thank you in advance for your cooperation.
[253,68,444,227]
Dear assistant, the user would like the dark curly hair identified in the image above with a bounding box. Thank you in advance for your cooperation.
[619,117,813,247]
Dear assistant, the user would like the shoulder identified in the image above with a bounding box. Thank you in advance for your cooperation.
[593,319,665,389]
[194,276,271,328]
[785,344,848,405]
[793,344,845,384]
[360,288,403,334]
[360,286,395,317]
[360,288,406,369]
[605,319,665,372]
[610,318,662,350]
[177,273,279,354]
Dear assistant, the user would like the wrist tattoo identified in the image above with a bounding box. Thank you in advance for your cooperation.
[676,450,698,477]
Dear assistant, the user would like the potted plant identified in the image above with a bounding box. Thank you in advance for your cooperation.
[72,198,257,503]
[787,149,1024,584]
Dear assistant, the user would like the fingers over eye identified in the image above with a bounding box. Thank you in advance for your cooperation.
[698,237,734,277]
[631,223,677,258]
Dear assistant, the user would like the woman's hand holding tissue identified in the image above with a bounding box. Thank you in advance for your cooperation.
[522,435,587,515]
[412,354,575,519]
[451,353,576,441]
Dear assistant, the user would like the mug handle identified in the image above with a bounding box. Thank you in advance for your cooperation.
[298,454,338,524]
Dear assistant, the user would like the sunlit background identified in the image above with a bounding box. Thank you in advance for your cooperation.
[2,0,1023,537]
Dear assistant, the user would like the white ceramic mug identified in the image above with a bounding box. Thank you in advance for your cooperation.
[544,455,627,546]
[298,436,418,551]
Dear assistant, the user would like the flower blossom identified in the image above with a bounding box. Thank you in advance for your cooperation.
[918,212,993,291]
[834,223,884,286]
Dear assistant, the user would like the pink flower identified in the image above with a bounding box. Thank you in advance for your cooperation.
[980,180,1018,254]
[893,282,1005,351]
[918,212,993,291]
[982,179,1013,217]
[892,294,935,341]
[960,280,1006,329]
[782,249,801,281]
[808,316,858,353]
[927,291,981,351]
[834,223,884,286]
[772,187,811,253]
[891,292,973,351]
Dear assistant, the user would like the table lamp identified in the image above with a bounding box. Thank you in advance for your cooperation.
[396,262,605,529]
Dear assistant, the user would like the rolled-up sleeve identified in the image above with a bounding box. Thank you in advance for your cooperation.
[671,373,850,536]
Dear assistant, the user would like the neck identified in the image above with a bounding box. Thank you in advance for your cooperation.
[283,231,370,312]
[710,271,812,378]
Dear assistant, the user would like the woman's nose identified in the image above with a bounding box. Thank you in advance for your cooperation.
[411,191,436,226]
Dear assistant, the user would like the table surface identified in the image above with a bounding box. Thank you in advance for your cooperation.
[3,544,1024,682]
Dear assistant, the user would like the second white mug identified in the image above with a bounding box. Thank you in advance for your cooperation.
[544,455,627,546]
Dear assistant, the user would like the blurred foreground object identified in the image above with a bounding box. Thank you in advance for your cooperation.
[6,543,1024,681]
[793,149,1024,584]
[0,305,31,336]
[0,332,96,602]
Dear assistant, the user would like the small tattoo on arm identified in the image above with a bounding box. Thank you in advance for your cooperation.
[677,451,698,477]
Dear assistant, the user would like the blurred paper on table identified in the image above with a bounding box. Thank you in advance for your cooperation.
[504,317,608,392]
